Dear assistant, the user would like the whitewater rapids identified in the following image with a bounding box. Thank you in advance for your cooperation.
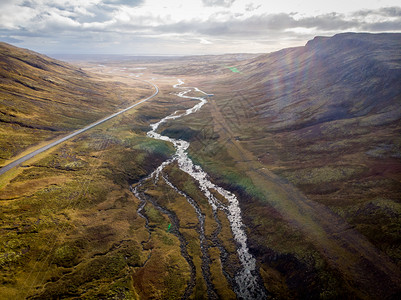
[135,79,266,299]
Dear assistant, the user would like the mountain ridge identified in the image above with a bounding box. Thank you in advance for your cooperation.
[190,33,401,294]
[0,33,400,299]
[232,32,401,132]
[0,42,150,165]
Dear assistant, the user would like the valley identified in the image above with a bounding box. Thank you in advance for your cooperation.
[1,33,401,299]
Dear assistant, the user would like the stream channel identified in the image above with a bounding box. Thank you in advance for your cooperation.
[132,80,267,299]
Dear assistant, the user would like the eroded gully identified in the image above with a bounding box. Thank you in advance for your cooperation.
[132,80,267,299]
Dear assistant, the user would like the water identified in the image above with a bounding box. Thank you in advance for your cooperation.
[134,80,266,299]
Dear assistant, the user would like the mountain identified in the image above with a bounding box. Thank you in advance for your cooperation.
[203,32,401,219]
[182,32,401,298]
[0,34,400,299]
[0,42,146,165]
[230,32,401,131]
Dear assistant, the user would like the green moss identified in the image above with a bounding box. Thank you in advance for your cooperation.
[278,165,367,185]
[53,244,80,267]
[131,137,175,157]
[82,275,137,299]
[162,258,188,300]
[0,235,30,267]
[161,235,175,246]
[31,242,142,299]
[161,126,200,141]
[146,205,168,227]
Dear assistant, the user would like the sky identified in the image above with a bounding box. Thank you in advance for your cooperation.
[0,0,400,55]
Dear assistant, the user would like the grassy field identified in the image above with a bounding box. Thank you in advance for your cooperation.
[0,69,181,298]
[1,34,400,299]
[0,72,244,298]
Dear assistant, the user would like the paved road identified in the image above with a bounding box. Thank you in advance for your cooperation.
[0,80,159,176]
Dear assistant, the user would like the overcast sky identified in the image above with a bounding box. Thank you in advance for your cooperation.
[1,0,400,55]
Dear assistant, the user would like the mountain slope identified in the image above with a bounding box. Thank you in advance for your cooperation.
[0,42,149,165]
[1,34,400,299]
[235,32,401,131]
[174,32,401,298]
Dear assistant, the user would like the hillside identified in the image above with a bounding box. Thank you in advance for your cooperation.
[235,32,401,131]
[151,32,401,298]
[0,42,149,165]
[179,32,401,297]
[0,34,400,299]
[201,33,401,250]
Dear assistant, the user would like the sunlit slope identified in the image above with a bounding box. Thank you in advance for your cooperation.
[235,32,401,131]
[1,34,400,299]
[181,32,401,297]
[223,33,401,235]
[0,42,147,165]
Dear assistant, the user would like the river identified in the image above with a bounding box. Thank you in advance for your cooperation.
[133,79,266,299]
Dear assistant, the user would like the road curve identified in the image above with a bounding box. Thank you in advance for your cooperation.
[0,80,159,176]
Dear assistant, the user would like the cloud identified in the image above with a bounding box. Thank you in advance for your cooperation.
[3,2,401,38]
[0,36,24,43]
[1,1,400,55]
[352,6,401,17]
[149,7,401,39]
[296,13,359,31]
[103,0,144,6]
[362,20,401,31]
[200,38,212,44]
[245,3,261,12]
[151,13,362,37]
[202,0,236,8]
